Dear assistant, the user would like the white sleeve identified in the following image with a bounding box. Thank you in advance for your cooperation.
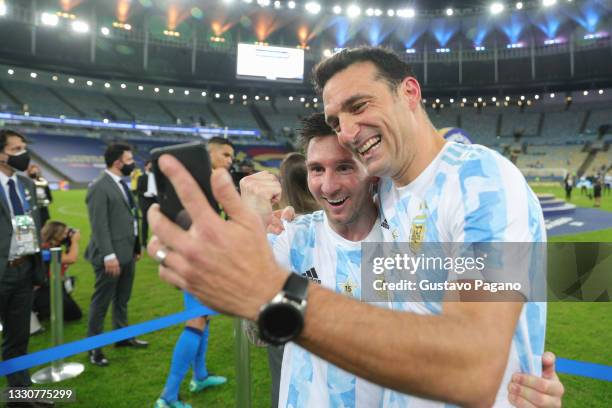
[267,231,291,271]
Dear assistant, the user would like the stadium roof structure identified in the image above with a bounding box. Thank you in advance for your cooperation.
[0,0,610,95]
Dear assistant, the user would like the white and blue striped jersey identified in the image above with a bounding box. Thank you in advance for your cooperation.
[271,142,546,408]
[377,141,547,407]
[271,211,387,408]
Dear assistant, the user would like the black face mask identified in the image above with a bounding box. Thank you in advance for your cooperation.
[6,150,31,172]
[120,162,135,176]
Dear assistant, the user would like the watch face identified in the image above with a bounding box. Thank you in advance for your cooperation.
[259,302,304,345]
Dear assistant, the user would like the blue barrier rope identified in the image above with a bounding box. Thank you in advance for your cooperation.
[1,309,611,383]
[0,306,217,376]
[557,358,612,382]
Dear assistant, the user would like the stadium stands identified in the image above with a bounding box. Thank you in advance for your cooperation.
[25,133,109,183]
[585,107,612,135]
[427,108,459,130]
[584,149,612,175]
[517,145,588,175]
[2,81,75,117]
[540,111,585,144]
[501,108,540,137]
[54,86,133,121]
[112,95,175,124]
[160,100,218,127]
[459,108,499,145]
[209,101,259,129]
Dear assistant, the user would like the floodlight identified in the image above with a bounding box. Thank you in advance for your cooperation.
[490,2,504,14]
[72,20,89,33]
[305,2,321,14]
[41,12,59,26]
[347,4,361,18]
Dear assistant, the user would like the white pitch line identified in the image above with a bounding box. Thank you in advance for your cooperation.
[57,205,88,218]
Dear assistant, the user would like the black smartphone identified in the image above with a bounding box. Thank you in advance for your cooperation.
[150,141,219,230]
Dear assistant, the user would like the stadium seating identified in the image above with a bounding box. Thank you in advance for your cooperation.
[26,133,108,183]
[113,96,174,124]
[272,98,316,133]
[54,87,133,121]
[501,108,540,136]
[540,110,585,143]
[209,101,259,129]
[427,108,459,130]
[160,100,219,127]
[459,108,499,145]
[517,145,587,174]
[584,149,612,175]
[3,81,75,117]
[585,107,612,135]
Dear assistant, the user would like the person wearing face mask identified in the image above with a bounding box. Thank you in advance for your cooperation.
[85,142,146,368]
[27,164,52,227]
[0,129,54,407]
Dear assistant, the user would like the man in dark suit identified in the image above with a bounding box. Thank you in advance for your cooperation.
[0,129,53,407]
[85,142,147,367]
[136,160,157,247]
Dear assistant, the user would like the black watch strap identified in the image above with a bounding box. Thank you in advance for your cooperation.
[282,273,309,303]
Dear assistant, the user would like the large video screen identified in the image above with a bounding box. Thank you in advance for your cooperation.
[236,43,304,83]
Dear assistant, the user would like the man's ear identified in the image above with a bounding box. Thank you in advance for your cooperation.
[398,77,422,110]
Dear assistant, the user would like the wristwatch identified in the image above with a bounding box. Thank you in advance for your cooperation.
[257,273,309,346]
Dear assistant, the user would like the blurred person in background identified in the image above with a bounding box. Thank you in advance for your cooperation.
[563,172,574,201]
[33,221,82,322]
[154,137,233,408]
[85,142,146,368]
[136,160,158,247]
[0,129,53,406]
[278,152,320,215]
[130,164,143,194]
[27,164,52,226]
[593,173,602,207]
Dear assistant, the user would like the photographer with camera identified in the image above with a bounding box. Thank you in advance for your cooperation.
[32,221,83,322]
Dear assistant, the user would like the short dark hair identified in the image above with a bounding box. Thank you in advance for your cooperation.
[208,137,234,150]
[312,46,414,94]
[298,113,334,152]
[104,142,132,168]
[0,129,27,151]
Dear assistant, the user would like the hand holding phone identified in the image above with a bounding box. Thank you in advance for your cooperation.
[150,141,219,230]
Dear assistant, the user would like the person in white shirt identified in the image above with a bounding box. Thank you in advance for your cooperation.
[136,160,158,246]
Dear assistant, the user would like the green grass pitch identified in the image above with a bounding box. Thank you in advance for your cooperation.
[1,185,610,407]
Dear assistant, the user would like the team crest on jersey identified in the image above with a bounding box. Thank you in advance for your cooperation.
[340,279,358,298]
[409,202,428,251]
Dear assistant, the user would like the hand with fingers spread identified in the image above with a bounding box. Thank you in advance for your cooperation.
[508,351,564,408]
[147,155,288,320]
[239,171,282,226]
